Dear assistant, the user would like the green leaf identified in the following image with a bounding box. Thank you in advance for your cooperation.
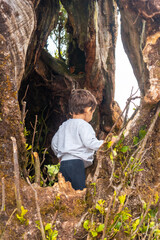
[139,128,146,140]
[113,148,117,156]
[45,223,52,231]
[110,152,113,162]
[118,195,126,205]
[21,206,28,217]
[143,202,147,210]
[153,228,160,235]
[96,224,104,232]
[83,220,90,231]
[113,173,119,178]
[16,214,24,223]
[27,145,32,151]
[120,146,129,153]
[115,221,122,230]
[154,192,159,204]
[133,136,139,145]
[91,231,98,237]
[132,218,140,231]
[137,168,144,172]
[107,141,112,148]
[149,221,155,228]
[45,163,60,177]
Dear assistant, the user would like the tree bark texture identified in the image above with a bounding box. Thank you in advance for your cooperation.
[118,0,160,104]
[0,0,35,177]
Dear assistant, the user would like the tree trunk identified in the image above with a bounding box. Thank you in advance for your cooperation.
[0,0,35,177]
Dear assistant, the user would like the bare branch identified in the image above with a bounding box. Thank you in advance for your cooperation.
[31,115,38,153]
[33,152,41,185]
[1,177,5,212]
[10,137,22,214]
[26,178,45,240]
[102,195,114,240]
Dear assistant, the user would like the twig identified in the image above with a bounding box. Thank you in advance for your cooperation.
[33,152,41,185]
[101,195,114,240]
[51,210,58,226]
[26,178,45,240]
[0,208,17,240]
[106,160,115,190]
[21,85,29,128]
[10,137,22,214]
[1,178,5,212]
[40,148,48,167]
[31,115,38,153]
[107,89,140,138]
[21,84,29,103]
[143,219,150,240]
[21,101,26,128]
[122,87,134,128]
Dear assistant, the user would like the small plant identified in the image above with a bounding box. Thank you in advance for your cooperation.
[90,182,97,196]
[45,163,60,186]
[45,223,58,240]
[83,219,104,238]
[133,125,147,145]
[36,221,58,240]
[96,199,106,215]
[16,206,29,225]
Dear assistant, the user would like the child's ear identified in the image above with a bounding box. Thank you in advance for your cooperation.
[86,107,92,113]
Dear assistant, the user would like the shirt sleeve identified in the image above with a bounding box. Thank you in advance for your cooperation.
[51,131,58,156]
[79,122,104,150]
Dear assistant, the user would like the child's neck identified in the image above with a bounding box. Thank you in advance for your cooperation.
[72,113,86,120]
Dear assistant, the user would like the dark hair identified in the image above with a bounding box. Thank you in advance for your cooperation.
[69,89,97,115]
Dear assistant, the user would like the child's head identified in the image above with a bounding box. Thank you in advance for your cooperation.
[69,89,97,120]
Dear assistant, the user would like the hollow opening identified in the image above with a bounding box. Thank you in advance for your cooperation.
[115,13,140,118]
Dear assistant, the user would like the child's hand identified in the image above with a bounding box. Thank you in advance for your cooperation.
[110,136,117,146]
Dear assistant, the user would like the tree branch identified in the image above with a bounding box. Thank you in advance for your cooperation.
[10,137,22,214]
[1,177,5,212]
[26,178,45,240]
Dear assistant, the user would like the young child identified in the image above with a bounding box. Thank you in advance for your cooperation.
[51,89,104,190]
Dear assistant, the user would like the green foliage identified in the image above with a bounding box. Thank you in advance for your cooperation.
[36,221,58,240]
[83,188,160,239]
[118,194,126,205]
[16,206,29,225]
[48,1,69,60]
[95,199,106,215]
[45,163,60,186]
[45,223,58,240]
[120,146,129,153]
[133,126,147,145]
[83,220,104,238]
[90,182,97,196]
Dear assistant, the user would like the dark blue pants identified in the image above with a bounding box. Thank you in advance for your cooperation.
[59,159,86,190]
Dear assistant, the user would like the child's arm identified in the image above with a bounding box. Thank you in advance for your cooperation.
[79,123,104,150]
[51,132,58,156]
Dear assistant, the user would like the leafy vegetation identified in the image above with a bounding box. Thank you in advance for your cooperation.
[16,206,29,225]
[47,1,69,61]
[36,221,58,240]
[45,163,60,186]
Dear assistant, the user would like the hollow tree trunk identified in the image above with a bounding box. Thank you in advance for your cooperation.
[0,0,160,239]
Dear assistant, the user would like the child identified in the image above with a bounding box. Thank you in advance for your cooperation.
[51,89,104,190]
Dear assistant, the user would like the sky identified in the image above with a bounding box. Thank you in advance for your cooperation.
[115,15,140,117]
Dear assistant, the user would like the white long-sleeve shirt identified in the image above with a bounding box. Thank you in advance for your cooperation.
[51,119,103,168]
